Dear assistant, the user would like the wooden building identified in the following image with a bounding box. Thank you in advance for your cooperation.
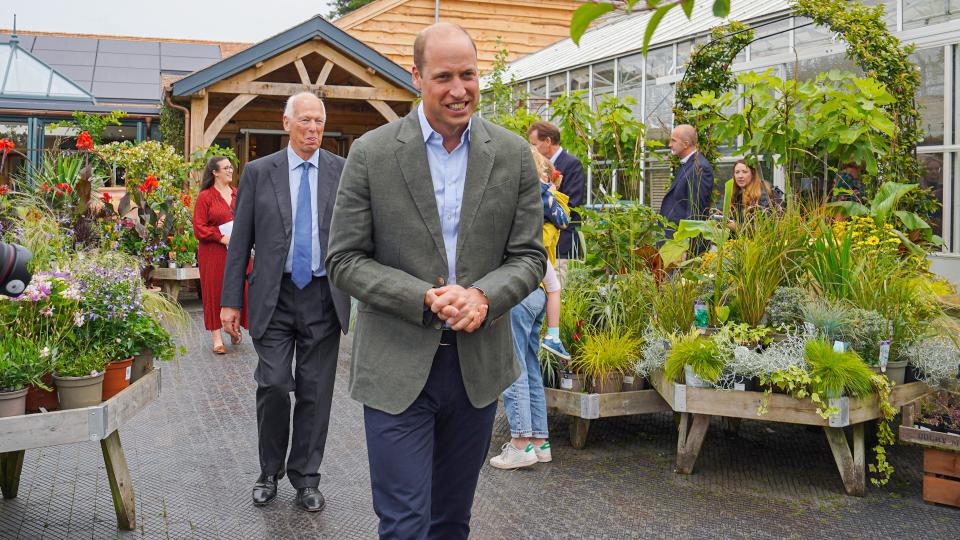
[333,0,583,72]
[171,16,418,167]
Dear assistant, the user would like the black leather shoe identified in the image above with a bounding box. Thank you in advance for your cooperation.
[252,471,284,506]
[296,487,326,512]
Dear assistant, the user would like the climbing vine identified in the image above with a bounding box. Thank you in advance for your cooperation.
[159,102,186,157]
[673,21,754,164]
[793,0,927,207]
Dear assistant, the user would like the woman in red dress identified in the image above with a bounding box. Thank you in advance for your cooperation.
[193,156,248,354]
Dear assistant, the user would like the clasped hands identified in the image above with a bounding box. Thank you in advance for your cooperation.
[424,285,488,333]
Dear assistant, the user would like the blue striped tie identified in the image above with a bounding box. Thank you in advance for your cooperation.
[291,162,313,289]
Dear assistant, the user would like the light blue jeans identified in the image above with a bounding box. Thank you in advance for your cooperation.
[502,288,549,439]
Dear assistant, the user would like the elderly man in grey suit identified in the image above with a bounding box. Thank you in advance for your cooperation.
[221,92,350,513]
[326,23,546,540]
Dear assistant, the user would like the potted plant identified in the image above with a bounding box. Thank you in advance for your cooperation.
[570,329,640,393]
[101,335,138,401]
[128,313,175,382]
[53,347,108,410]
[664,331,726,388]
[0,337,49,418]
[804,339,875,400]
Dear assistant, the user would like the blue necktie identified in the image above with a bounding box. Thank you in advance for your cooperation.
[292,162,313,289]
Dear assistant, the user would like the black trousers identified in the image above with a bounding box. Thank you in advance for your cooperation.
[252,275,341,489]
[364,336,497,540]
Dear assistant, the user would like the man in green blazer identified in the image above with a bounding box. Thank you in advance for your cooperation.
[326,22,546,540]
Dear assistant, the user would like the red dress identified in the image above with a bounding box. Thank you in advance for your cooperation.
[193,186,249,331]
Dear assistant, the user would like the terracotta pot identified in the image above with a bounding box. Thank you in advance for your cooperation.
[54,372,104,410]
[130,350,154,383]
[25,373,59,412]
[621,374,647,391]
[102,358,134,400]
[592,371,624,394]
[559,371,585,392]
[0,388,28,418]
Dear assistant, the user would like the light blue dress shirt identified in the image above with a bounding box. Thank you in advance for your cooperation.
[418,104,471,286]
[284,145,325,277]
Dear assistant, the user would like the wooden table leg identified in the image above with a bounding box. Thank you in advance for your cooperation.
[824,425,866,496]
[0,450,25,499]
[100,431,136,530]
[676,413,710,474]
[167,283,182,302]
[569,417,590,449]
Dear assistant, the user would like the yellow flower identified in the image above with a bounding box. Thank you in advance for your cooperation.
[865,236,880,245]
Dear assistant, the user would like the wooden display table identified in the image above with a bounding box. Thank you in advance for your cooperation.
[649,370,931,496]
[544,386,670,448]
[900,400,960,507]
[0,368,161,530]
[150,266,199,301]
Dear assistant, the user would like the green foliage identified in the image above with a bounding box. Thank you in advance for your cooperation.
[549,91,594,165]
[482,41,540,137]
[847,308,888,366]
[128,313,177,362]
[674,21,753,164]
[0,336,49,391]
[159,102,185,156]
[804,339,874,398]
[829,181,943,252]
[190,144,239,172]
[793,0,923,201]
[570,329,641,381]
[49,110,127,144]
[647,271,701,334]
[96,140,190,185]
[767,287,810,330]
[55,348,108,378]
[581,202,667,275]
[690,69,896,198]
[664,330,726,384]
[807,222,857,301]
[328,0,376,18]
[801,298,857,344]
[569,1,732,49]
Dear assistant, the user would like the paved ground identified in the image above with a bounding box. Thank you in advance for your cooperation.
[1,299,958,539]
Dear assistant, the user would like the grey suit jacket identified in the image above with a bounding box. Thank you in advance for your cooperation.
[221,148,351,339]
[326,111,547,414]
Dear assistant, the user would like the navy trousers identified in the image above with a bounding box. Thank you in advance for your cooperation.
[364,337,497,540]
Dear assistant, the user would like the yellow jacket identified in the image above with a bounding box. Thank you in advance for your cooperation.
[543,188,570,267]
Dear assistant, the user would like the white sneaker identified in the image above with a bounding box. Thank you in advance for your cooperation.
[532,441,552,463]
[489,442,537,469]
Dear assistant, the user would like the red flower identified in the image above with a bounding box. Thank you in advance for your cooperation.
[0,138,14,153]
[76,131,94,151]
[40,182,51,193]
[551,170,562,180]
[101,192,112,204]
[138,175,159,194]
[573,332,581,342]
[0,185,10,196]
[180,193,192,208]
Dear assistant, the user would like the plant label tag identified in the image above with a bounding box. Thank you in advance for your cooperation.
[879,341,891,372]
[623,375,635,385]
[693,300,708,328]
[734,382,746,391]
[803,322,815,336]
[832,341,848,353]
[560,376,573,390]
[125,366,132,381]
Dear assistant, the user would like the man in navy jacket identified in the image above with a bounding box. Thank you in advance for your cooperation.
[660,124,714,240]
[528,121,585,280]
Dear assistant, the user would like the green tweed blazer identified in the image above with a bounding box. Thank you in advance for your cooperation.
[325,110,547,414]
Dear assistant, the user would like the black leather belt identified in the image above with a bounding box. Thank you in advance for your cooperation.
[439,329,457,346]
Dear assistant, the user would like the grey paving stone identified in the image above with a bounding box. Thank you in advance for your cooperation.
[1,298,958,539]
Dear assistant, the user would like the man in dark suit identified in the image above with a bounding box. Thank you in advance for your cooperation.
[660,124,715,239]
[527,121,585,281]
[327,23,545,539]
[220,92,350,513]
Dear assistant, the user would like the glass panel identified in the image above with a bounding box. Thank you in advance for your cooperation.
[918,153,945,238]
[0,46,11,90]
[913,47,945,146]
[48,73,87,98]
[570,67,590,95]
[529,77,548,117]
[4,48,51,95]
[676,41,693,73]
[903,0,960,30]
[0,120,29,183]
[750,19,791,59]
[592,61,615,110]
[793,17,834,52]
[43,124,79,150]
[548,72,567,98]
[480,91,494,117]
[785,53,862,81]
[102,124,137,145]
[618,53,644,118]
[644,84,674,143]
[860,0,897,30]
[646,47,673,80]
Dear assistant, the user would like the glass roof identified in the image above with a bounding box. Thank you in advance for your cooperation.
[0,38,94,101]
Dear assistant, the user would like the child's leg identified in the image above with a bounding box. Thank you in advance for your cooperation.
[546,289,561,330]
